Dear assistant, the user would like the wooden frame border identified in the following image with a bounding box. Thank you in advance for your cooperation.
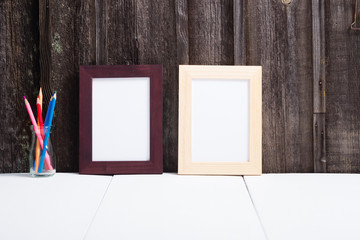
[79,65,163,175]
[178,65,262,175]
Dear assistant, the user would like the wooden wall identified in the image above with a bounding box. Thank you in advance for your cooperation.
[1,0,359,173]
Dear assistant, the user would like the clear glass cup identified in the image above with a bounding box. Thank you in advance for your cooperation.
[29,126,56,177]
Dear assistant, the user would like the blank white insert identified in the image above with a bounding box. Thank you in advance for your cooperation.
[192,79,249,162]
[92,77,150,161]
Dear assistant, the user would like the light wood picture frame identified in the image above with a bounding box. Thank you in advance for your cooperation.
[178,65,262,175]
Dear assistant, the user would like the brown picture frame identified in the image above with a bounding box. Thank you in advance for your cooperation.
[79,65,163,174]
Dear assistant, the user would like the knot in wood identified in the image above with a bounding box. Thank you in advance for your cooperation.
[281,0,292,4]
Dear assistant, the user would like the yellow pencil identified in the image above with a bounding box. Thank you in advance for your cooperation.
[35,88,42,173]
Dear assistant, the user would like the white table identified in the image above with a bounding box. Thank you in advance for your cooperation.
[0,173,111,240]
[1,173,359,240]
[245,174,360,240]
[85,174,265,240]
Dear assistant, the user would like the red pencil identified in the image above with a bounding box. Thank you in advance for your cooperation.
[36,96,45,139]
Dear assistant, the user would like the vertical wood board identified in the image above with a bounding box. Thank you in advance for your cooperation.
[325,0,360,173]
[0,0,39,173]
[136,0,178,171]
[246,0,314,172]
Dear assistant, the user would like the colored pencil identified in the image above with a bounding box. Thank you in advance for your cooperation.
[39,88,44,138]
[37,96,45,139]
[34,95,41,172]
[44,95,53,127]
[24,96,53,171]
[41,94,52,171]
[35,90,45,172]
[39,92,57,173]
[39,88,43,111]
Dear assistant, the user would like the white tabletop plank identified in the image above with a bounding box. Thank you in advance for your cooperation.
[245,174,360,240]
[85,173,266,240]
[0,173,111,240]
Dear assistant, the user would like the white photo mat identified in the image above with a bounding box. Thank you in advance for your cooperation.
[192,78,249,162]
[92,77,150,161]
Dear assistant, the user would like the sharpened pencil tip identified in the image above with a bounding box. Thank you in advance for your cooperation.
[24,96,26,100]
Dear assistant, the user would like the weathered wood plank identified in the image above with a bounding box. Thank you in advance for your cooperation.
[174,0,189,172]
[175,0,189,65]
[39,0,52,103]
[46,0,77,172]
[0,0,39,172]
[247,0,313,173]
[103,0,137,65]
[42,0,96,172]
[188,0,234,65]
[136,0,178,171]
[312,0,327,172]
[95,0,107,65]
[77,0,96,66]
[312,0,326,113]
[325,0,360,173]
[233,0,246,65]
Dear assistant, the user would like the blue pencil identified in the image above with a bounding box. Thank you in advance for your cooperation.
[39,92,57,173]
[44,94,54,127]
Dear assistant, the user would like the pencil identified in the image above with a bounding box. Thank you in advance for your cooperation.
[35,88,44,172]
[24,96,53,171]
[37,96,45,139]
[39,92,57,173]
[44,95,53,127]
[34,96,41,172]
[39,88,43,111]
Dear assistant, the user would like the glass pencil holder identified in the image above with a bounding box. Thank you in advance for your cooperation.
[29,126,56,177]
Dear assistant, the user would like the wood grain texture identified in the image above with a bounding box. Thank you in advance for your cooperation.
[42,0,96,172]
[95,0,107,65]
[175,0,189,65]
[312,0,326,113]
[188,0,234,65]
[96,0,137,65]
[313,113,327,172]
[2,0,360,173]
[325,0,360,173]
[136,0,178,171]
[312,0,327,172]
[39,0,52,103]
[233,0,246,65]
[247,0,314,173]
[0,0,39,173]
